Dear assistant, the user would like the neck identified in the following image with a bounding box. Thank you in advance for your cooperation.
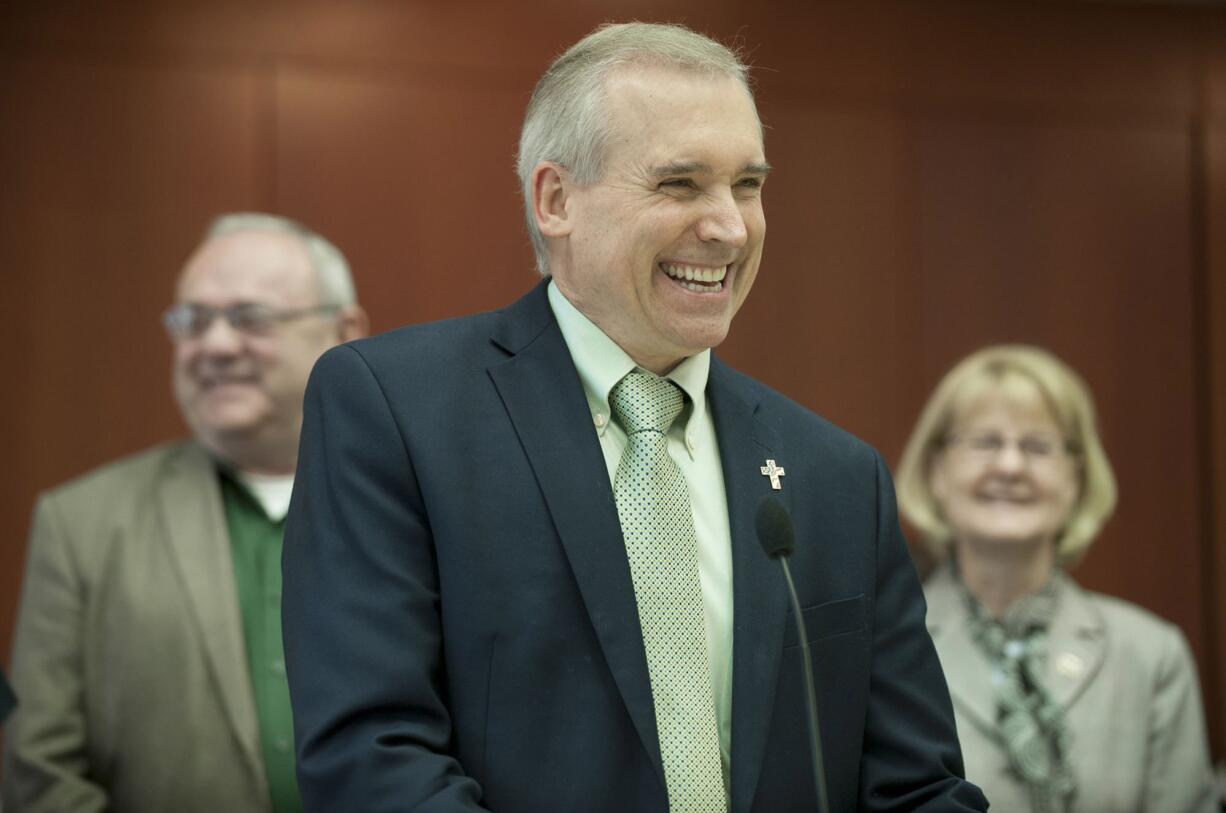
[202,434,298,477]
[549,276,689,375]
[954,537,1056,616]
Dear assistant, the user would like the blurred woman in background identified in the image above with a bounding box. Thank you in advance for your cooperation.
[896,345,1215,813]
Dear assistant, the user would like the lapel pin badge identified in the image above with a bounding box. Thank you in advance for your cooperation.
[760,459,786,490]
[1055,652,1084,679]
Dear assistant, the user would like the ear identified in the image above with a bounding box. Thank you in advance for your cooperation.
[532,161,575,239]
[335,305,370,343]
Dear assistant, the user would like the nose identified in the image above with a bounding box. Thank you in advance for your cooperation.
[991,442,1028,474]
[695,188,748,247]
[194,312,245,355]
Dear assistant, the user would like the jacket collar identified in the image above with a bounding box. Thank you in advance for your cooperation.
[708,358,790,813]
[925,563,1107,734]
[487,282,789,812]
[158,441,269,797]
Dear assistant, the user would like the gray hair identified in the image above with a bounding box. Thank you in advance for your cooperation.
[205,212,358,306]
[516,22,756,276]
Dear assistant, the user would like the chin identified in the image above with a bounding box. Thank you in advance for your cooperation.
[191,401,270,436]
[969,527,1057,548]
[667,321,732,356]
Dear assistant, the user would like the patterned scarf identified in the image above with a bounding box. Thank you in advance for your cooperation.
[962,574,1077,813]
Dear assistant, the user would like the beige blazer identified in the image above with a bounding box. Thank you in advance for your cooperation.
[2,441,273,812]
[925,565,1216,813]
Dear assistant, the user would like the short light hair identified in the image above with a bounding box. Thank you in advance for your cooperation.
[516,21,757,276]
[205,212,357,306]
[895,345,1117,565]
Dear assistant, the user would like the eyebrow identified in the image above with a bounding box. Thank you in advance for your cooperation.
[648,160,773,178]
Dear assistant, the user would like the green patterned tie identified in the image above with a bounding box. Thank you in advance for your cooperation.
[610,370,727,813]
[963,578,1076,813]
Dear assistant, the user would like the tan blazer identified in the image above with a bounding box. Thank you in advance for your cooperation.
[2,441,273,813]
[924,565,1216,813]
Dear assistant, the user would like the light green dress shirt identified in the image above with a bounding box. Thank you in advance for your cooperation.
[546,281,735,776]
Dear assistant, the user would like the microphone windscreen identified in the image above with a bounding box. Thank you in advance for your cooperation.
[755,496,795,559]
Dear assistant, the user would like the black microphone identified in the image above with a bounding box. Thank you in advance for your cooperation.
[755,497,830,813]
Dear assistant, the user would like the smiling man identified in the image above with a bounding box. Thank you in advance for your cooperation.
[2,214,367,813]
[283,23,986,813]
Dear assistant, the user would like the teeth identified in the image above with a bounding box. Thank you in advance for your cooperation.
[661,263,728,286]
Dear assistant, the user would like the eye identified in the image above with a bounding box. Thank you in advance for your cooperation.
[1019,436,1057,458]
[734,176,765,198]
[178,305,212,335]
[229,303,276,333]
[967,435,1003,453]
[659,178,697,190]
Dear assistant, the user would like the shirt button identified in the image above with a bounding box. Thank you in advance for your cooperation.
[274,736,292,753]
[272,659,286,676]
[594,413,607,427]
[686,435,696,451]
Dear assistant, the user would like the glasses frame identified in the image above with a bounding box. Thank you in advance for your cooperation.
[940,431,1081,467]
[162,302,340,340]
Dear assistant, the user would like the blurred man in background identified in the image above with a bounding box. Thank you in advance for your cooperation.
[2,213,367,813]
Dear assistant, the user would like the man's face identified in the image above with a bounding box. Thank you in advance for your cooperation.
[171,230,340,467]
[551,65,768,373]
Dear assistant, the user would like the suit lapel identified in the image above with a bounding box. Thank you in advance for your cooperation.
[926,567,1107,733]
[1045,574,1106,709]
[486,283,665,785]
[158,443,267,792]
[708,360,790,813]
[924,567,999,736]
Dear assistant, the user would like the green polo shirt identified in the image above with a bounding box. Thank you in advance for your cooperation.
[220,472,302,813]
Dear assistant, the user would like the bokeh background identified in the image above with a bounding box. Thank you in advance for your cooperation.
[2,0,1223,761]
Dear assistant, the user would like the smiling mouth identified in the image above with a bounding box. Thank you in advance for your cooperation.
[977,494,1036,505]
[660,262,727,293]
[198,376,258,391]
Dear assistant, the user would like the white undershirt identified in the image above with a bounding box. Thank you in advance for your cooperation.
[547,281,734,775]
[234,471,295,522]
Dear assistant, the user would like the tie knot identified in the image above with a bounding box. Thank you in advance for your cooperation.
[610,371,685,435]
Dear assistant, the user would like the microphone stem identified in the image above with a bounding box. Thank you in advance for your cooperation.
[780,556,830,813]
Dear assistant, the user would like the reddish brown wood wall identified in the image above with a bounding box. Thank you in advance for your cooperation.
[2,0,1222,759]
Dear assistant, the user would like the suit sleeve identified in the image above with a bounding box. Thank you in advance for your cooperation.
[282,344,488,812]
[858,452,989,812]
[1144,627,1216,813]
[1,495,109,813]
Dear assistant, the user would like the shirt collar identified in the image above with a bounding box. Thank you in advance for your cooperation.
[547,280,710,441]
[229,468,295,522]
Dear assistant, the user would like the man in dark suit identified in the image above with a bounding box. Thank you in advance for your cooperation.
[283,22,987,813]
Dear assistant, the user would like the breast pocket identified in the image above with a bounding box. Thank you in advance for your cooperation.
[781,594,867,648]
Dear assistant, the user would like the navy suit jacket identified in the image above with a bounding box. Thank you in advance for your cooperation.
[0,668,14,723]
[282,282,986,812]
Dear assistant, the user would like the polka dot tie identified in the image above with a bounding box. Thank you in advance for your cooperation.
[610,371,728,813]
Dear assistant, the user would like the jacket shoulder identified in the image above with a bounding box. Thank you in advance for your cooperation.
[334,306,510,375]
[39,440,198,515]
[1082,589,1187,652]
[716,360,882,466]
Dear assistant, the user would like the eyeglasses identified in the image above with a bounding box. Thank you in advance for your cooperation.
[943,432,1078,465]
[162,302,339,340]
